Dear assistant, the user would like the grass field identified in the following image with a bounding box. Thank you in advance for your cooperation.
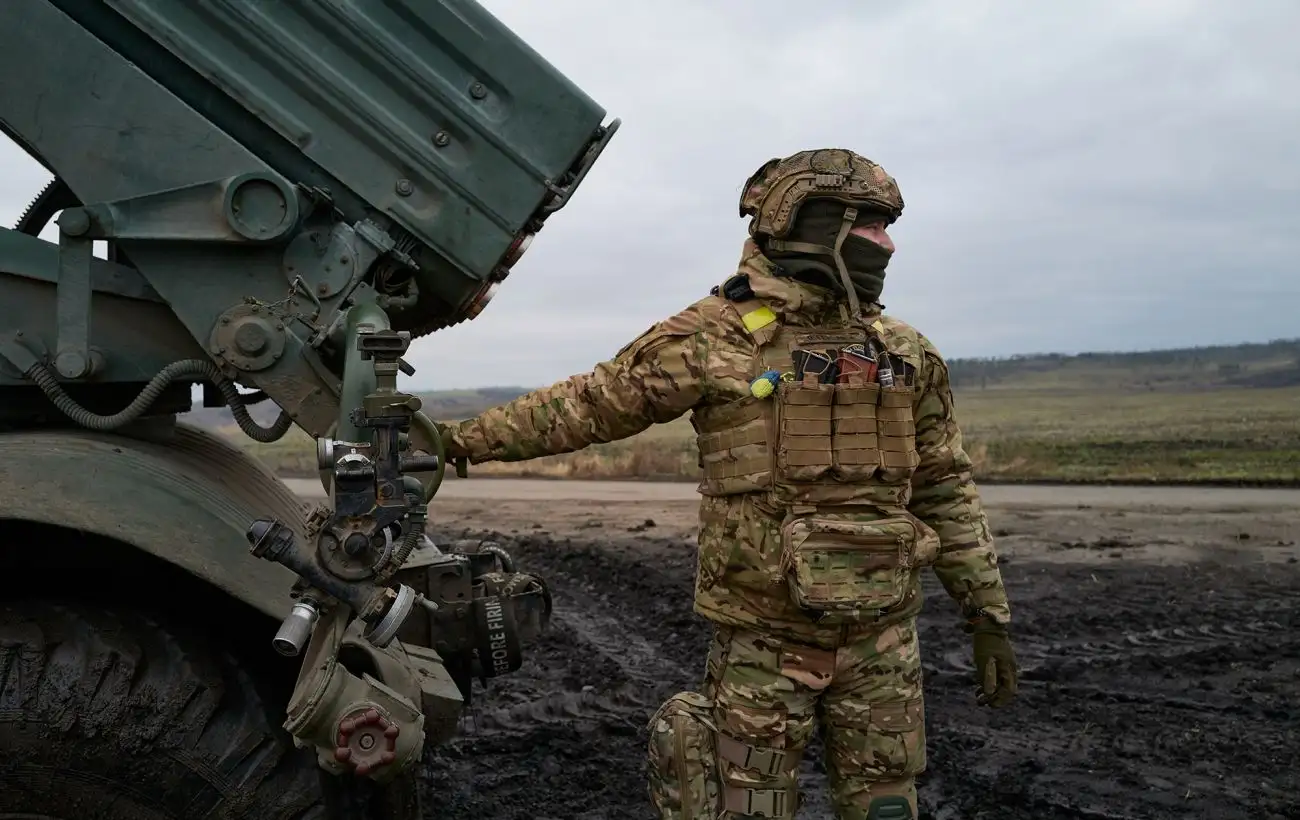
[222,381,1300,486]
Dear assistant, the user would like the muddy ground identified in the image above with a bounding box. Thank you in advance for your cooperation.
[299,480,1300,819]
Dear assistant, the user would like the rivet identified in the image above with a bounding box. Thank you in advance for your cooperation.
[469,82,487,100]
[432,131,450,148]
[395,179,413,196]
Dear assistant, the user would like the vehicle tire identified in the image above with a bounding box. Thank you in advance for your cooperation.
[0,600,420,819]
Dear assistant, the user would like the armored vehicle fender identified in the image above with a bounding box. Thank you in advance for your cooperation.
[0,422,308,618]
[0,423,427,818]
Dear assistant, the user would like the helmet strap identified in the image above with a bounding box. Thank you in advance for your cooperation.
[832,207,862,319]
[764,205,863,321]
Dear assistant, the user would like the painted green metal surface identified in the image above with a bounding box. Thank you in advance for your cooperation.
[0,0,616,426]
[0,424,307,619]
[0,0,614,676]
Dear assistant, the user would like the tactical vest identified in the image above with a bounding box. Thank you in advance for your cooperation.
[691,274,940,621]
[692,276,923,510]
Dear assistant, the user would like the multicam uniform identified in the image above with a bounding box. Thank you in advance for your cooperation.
[443,149,1017,820]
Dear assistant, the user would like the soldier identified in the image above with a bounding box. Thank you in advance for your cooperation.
[438,148,1018,819]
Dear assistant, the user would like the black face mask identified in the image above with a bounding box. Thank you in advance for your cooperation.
[838,233,892,304]
[763,199,893,308]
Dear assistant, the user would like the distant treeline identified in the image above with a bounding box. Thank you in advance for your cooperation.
[946,338,1300,391]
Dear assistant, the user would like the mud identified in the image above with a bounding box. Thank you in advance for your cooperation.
[386,483,1300,819]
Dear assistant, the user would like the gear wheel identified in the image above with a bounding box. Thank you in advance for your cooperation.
[15,177,78,235]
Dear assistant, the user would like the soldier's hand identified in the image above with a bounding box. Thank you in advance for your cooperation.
[435,421,469,460]
[967,616,1018,707]
[411,417,469,463]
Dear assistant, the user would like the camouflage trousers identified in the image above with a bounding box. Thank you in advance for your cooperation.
[648,617,927,819]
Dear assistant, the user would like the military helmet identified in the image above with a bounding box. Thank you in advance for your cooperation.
[738,148,903,240]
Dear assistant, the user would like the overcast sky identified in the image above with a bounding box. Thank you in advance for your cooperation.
[2,0,1296,391]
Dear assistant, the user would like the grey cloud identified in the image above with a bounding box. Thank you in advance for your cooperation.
[2,0,1296,390]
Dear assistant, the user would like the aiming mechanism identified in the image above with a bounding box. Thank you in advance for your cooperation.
[0,0,616,783]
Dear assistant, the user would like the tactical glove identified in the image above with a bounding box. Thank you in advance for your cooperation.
[413,418,468,462]
[436,421,470,461]
[966,616,1018,707]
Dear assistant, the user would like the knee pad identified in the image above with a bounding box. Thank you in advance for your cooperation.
[646,692,723,819]
[865,795,914,820]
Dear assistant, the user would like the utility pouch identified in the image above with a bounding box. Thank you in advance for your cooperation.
[876,384,920,482]
[779,515,917,618]
[830,381,881,480]
[773,378,835,482]
[647,692,724,819]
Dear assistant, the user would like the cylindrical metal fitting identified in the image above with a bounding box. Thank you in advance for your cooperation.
[273,600,321,657]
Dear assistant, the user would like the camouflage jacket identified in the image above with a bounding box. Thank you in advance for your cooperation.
[448,240,1011,647]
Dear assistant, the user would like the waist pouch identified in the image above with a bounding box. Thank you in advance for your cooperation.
[779,515,918,624]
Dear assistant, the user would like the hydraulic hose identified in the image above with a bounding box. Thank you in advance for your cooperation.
[375,484,428,583]
[478,542,515,573]
[25,358,294,442]
[387,520,423,577]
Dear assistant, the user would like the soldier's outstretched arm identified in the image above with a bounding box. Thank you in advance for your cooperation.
[444,305,713,463]
[906,338,1011,626]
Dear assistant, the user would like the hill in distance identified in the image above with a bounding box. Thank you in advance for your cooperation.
[184,337,1300,429]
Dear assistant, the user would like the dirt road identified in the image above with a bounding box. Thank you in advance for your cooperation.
[284,476,1300,508]
[290,479,1300,818]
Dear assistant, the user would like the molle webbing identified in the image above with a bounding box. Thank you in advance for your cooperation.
[878,386,920,472]
[831,383,879,475]
[694,285,920,506]
[697,398,769,492]
[778,383,833,478]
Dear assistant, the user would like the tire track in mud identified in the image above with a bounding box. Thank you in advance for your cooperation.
[469,569,693,736]
[930,618,1291,677]
[913,558,1300,820]
[421,531,709,819]
[436,530,702,744]
[422,528,1300,819]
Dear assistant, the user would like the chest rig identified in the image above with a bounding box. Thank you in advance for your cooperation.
[694,272,938,624]
[694,273,923,511]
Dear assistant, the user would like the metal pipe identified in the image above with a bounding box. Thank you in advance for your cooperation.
[335,301,392,443]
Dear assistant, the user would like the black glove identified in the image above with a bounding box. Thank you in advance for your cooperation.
[966,616,1018,707]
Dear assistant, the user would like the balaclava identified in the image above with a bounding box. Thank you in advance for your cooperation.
[764,199,893,314]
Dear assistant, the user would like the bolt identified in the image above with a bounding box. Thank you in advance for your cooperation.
[221,316,231,325]
[58,207,92,237]
[234,324,268,355]
[395,179,413,196]
[432,131,450,148]
[469,82,487,99]
[318,283,329,295]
